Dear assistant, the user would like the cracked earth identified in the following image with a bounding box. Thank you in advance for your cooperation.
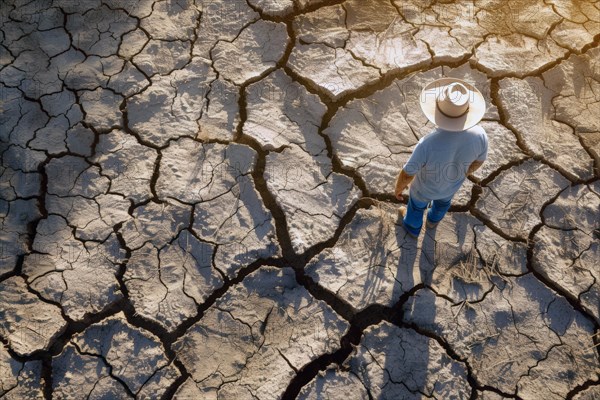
[0,0,599,399]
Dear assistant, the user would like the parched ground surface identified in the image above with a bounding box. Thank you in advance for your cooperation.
[1,0,599,399]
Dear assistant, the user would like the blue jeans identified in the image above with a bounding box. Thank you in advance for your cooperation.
[402,192,453,236]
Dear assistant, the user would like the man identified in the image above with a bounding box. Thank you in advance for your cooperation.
[395,78,488,238]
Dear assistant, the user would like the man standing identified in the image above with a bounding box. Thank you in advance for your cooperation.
[395,78,488,237]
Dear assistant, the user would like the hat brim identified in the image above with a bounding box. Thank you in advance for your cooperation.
[419,78,486,132]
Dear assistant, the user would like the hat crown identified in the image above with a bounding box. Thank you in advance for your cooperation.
[436,83,470,118]
[419,77,486,132]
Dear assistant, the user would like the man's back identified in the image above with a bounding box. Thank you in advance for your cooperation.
[404,125,488,201]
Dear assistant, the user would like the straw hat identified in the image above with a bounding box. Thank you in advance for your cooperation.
[419,78,486,132]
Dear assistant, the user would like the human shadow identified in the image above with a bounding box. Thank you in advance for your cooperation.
[377,219,439,399]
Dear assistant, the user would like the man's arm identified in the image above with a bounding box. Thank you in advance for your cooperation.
[468,128,488,176]
[395,169,414,201]
[467,160,484,176]
[396,135,426,201]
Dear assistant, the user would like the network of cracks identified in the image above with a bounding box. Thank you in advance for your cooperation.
[0,0,599,399]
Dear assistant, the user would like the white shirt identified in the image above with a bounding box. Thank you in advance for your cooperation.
[403,125,488,201]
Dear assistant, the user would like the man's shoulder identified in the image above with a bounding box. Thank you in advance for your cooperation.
[419,127,444,142]
[467,125,487,137]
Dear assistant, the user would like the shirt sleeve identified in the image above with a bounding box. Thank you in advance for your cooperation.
[476,128,488,162]
[403,137,427,176]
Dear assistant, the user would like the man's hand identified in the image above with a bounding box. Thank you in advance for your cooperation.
[395,188,404,202]
[395,169,414,202]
